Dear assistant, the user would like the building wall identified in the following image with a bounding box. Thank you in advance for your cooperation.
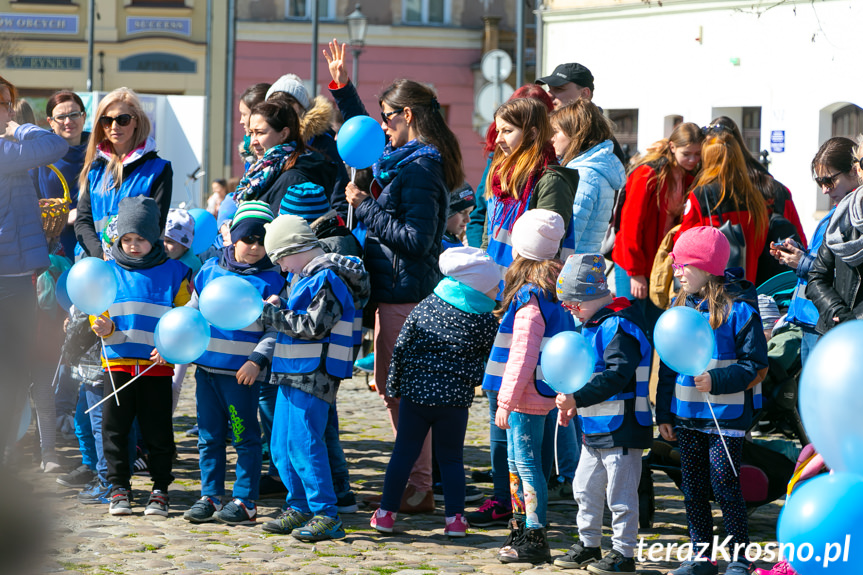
[543,0,863,238]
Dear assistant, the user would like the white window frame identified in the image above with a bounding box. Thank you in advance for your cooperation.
[284,0,336,21]
[403,0,451,25]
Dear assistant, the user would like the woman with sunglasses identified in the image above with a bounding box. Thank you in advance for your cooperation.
[30,91,91,258]
[0,74,69,453]
[75,87,172,259]
[324,39,465,513]
[676,130,769,284]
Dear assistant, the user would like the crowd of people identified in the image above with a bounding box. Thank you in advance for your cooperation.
[2,39,862,575]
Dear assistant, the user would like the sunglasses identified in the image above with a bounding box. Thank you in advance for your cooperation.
[701,123,734,136]
[381,109,404,124]
[814,171,843,189]
[239,235,264,246]
[671,262,689,272]
[561,301,582,312]
[51,111,85,122]
[99,113,136,128]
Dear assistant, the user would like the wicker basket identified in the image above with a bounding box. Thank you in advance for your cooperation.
[38,164,70,240]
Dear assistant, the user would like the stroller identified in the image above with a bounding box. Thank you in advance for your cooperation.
[637,271,803,529]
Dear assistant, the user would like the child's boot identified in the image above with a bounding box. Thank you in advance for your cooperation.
[500,526,551,564]
[497,515,525,559]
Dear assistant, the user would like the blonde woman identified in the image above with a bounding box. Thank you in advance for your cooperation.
[75,88,172,259]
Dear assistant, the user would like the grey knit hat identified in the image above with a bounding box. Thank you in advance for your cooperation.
[264,214,321,262]
[116,196,161,246]
[556,254,610,302]
[266,73,311,110]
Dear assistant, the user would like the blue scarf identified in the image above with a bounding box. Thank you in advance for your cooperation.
[236,142,297,202]
[372,139,442,187]
[433,277,496,314]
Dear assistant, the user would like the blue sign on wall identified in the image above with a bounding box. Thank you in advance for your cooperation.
[6,56,82,70]
[771,130,786,153]
[0,13,78,35]
[118,53,197,74]
[126,17,191,37]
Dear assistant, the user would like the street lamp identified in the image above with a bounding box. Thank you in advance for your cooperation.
[346,4,368,87]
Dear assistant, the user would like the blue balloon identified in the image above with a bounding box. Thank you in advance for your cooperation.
[654,306,715,376]
[154,307,211,365]
[198,275,264,331]
[337,115,386,169]
[56,270,72,312]
[777,472,863,575]
[188,208,219,255]
[799,321,863,475]
[66,257,118,315]
[540,331,596,394]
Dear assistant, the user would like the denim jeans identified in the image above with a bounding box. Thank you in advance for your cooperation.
[542,407,581,481]
[74,383,97,471]
[271,386,337,517]
[258,382,278,476]
[195,369,262,500]
[326,401,351,497]
[486,391,511,502]
[613,264,632,300]
[0,276,36,452]
[506,411,548,529]
[800,326,820,367]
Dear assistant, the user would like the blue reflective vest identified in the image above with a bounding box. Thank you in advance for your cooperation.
[485,194,519,300]
[483,284,575,397]
[271,269,357,379]
[786,208,834,327]
[103,258,189,361]
[192,258,285,371]
[579,315,653,435]
[671,300,763,421]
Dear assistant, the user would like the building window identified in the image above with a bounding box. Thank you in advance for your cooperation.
[664,115,683,138]
[741,107,761,156]
[130,0,187,6]
[285,0,335,20]
[606,109,638,163]
[404,0,450,25]
[832,104,863,140]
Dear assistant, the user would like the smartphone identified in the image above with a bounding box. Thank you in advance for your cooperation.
[771,238,796,252]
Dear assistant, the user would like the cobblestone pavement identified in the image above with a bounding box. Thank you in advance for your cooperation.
[26,371,783,575]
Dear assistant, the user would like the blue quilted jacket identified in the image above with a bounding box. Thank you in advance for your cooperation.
[0,124,68,275]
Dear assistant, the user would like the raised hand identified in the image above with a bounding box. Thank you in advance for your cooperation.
[323,39,349,87]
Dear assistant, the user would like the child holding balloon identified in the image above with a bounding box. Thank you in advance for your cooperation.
[483,209,574,565]
[88,196,192,517]
[183,201,286,526]
[552,254,653,574]
[655,227,768,575]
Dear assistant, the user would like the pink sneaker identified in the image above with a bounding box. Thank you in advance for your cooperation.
[370,508,396,533]
[444,513,469,537]
[754,561,797,575]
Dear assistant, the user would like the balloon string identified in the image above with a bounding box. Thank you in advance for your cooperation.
[86,362,157,415]
[347,166,356,230]
[703,391,739,478]
[50,355,63,391]
[100,336,120,407]
[554,419,560,478]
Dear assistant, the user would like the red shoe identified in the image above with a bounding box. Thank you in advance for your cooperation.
[444,514,468,537]
[370,508,396,533]
[754,561,797,575]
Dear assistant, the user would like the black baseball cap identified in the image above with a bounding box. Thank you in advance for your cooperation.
[536,63,595,91]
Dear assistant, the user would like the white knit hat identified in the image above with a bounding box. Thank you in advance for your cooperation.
[439,246,502,294]
[266,73,311,110]
[510,209,565,261]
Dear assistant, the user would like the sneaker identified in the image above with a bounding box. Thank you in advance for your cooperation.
[444,514,468,537]
[354,352,374,373]
[370,508,396,533]
[144,490,169,517]
[725,561,755,575]
[108,488,132,516]
[399,485,434,514]
[336,491,359,514]
[754,561,797,575]
[258,475,287,498]
[668,560,719,575]
[78,480,112,504]
[465,498,512,527]
[293,514,346,541]
[57,465,96,488]
[213,498,257,526]
[547,475,575,503]
[262,507,313,534]
[184,496,223,523]
[41,461,63,473]
[471,469,493,483]
[133,449,149,475]
[432,483,483,502]
[500,526,551,565]
[554,539,602,569]
[587,549,635,574]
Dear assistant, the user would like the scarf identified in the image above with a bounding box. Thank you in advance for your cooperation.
[236,142,297,202]
[825,186,863,267]
[111,239,169,270]
[489,145,557,236]
[219,244,278,276]
[372,139,442,187]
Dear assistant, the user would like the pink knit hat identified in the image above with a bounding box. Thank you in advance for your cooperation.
[671,227,730,277]
[510,209,565,261]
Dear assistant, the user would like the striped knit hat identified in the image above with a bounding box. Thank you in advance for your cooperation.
[230,200,275,243]
[279,182,331,222]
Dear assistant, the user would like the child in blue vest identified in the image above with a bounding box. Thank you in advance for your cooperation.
[441,183,475,251]
[656,227,768,575]
[552,254,653,574]
[370,246,500,537]
[89,196,192,517]
[259,214,370,542]
[183,201,286,526]
[483,209,574,565]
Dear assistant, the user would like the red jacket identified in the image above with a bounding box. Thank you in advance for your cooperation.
[613,162,695,277]
[675,183,768,284]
